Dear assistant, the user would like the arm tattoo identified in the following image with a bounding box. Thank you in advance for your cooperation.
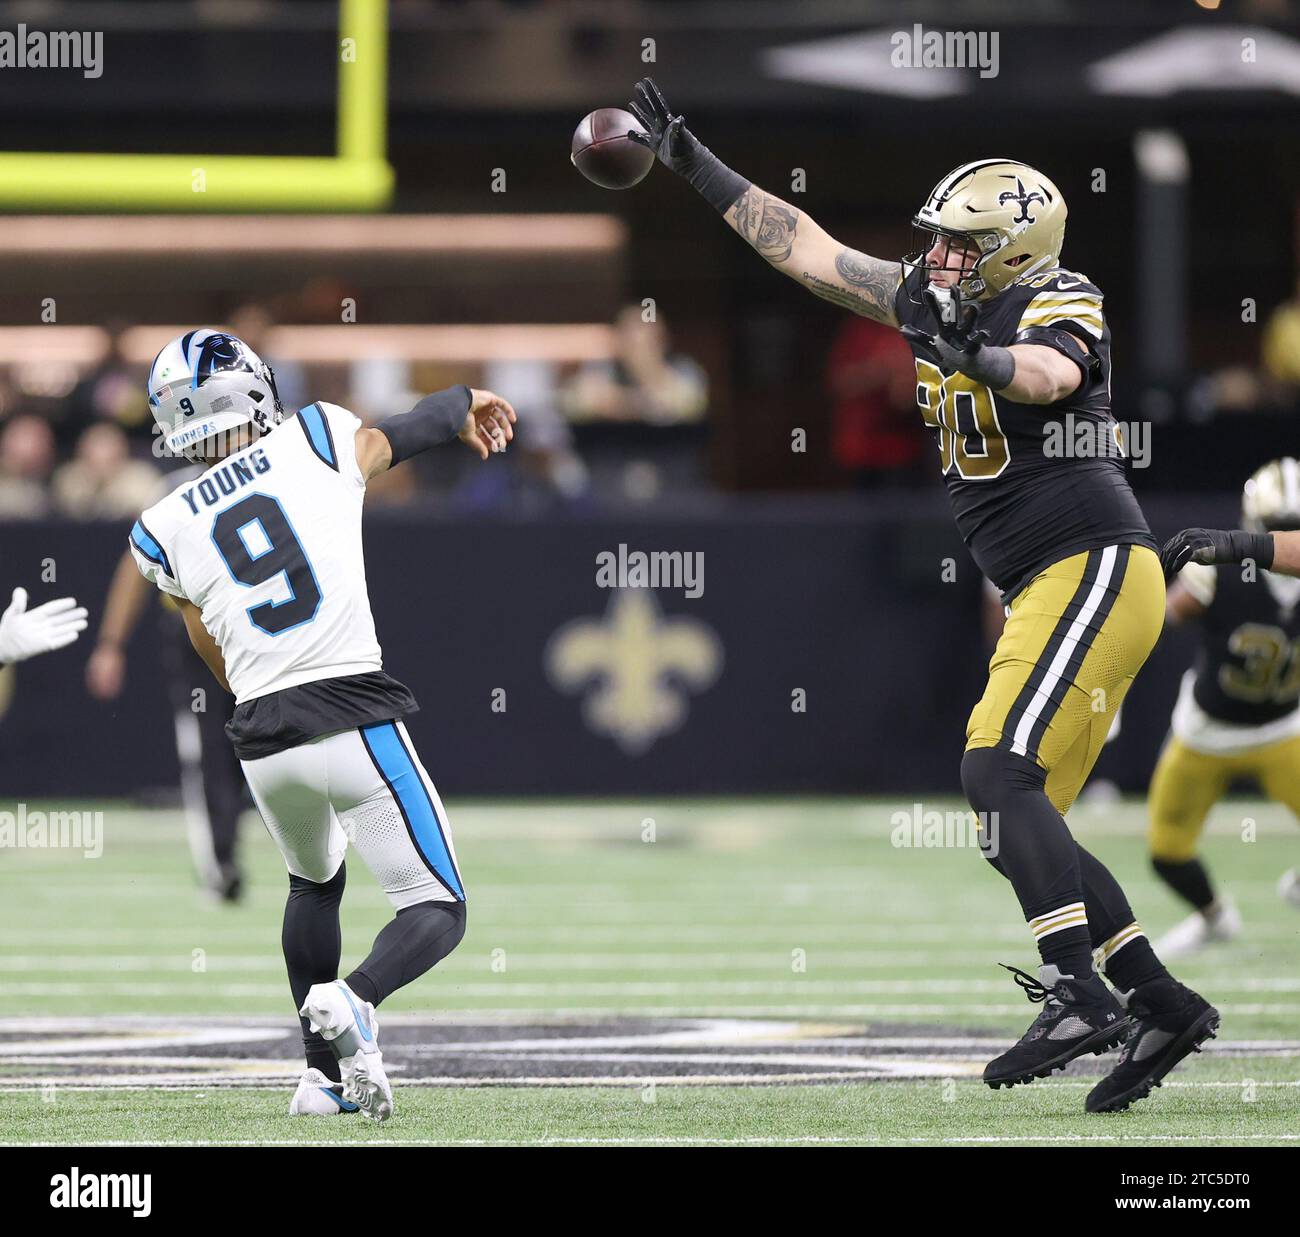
[791,249,902,325]
[729,187,799,262]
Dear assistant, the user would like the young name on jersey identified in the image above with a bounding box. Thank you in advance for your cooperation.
[128,402,385,706]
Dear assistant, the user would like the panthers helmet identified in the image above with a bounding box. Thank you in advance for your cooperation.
[147,329,284,462]
[1243,458,1300,533]
[902,159,1067,303]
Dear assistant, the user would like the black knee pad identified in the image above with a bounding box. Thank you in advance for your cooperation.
[960,746,1046,813]
[961,746,1051,869]
[427,898,467,953]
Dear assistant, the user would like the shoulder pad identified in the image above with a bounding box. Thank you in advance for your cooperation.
[1014,269,1104,340]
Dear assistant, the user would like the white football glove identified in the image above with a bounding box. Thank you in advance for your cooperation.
[0,587,88,665]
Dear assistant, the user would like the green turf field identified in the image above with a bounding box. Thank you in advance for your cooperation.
[2,796,1297,1145]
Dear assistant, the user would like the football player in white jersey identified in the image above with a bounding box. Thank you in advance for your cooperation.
[129,328,516,1120]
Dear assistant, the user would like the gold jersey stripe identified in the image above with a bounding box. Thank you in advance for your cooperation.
[1019,300,1102,318]
[1025,292,1103,306]
[1019,308,1104,338]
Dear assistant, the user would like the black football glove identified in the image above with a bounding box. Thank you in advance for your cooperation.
[626,78,700,174]
[900,285,1015,390]
[626,78,749,213]
[1159,528,1275,581]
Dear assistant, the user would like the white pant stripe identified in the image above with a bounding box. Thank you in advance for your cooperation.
[1010,545,1118,757]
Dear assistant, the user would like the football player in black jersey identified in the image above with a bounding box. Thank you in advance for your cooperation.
[627,78,1217,1113]
[1156,460,1300,946]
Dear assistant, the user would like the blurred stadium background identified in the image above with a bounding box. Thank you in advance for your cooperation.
[2,0,1299,1144]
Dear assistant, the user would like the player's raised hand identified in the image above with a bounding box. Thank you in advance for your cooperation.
[0,587,89,665]
[626,78,702,174]
[901,284,1015,390]
[460,389,518,461]
[925,285,988,352]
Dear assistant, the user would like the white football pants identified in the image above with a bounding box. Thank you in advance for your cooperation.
[240,720,464,908]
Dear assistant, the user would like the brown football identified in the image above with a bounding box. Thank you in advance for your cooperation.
[570,108,654,190]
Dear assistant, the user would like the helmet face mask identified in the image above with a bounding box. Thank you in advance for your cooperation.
[147,328,285,463]
[901,159,1068,306]
[902,225,1001,302]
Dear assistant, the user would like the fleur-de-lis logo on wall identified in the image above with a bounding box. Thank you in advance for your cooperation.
[545,590,722,755]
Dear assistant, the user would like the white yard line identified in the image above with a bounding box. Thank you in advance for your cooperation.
[2,1133,1297,1146]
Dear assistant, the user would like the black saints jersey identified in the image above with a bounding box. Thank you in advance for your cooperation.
[895,266,1155,602]
[1181,563,1300,726]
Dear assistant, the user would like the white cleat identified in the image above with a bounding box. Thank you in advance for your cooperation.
[1153,897,1242,960]
[299,981,393,1122]
[289,1067,360,1116]
[1280,869,1300,911]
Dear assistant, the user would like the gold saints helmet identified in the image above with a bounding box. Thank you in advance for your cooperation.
[903,159,1067,303]
[1243,458,1300,533]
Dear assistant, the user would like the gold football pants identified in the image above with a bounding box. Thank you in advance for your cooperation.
[966,544,1165,816]
[1148,731,1300,862]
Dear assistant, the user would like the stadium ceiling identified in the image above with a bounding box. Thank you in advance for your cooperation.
[765,25,1300,99]
[1,7,1298,154]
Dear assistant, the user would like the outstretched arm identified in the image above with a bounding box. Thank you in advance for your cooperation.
[628,79,899,327]
[1159,528,1280,581]
[354,386,518,481]
[725,185,901,326]
[1275,532,1300,576]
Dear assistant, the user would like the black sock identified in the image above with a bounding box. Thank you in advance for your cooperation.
[306,1042,341,1083]
[346,899,467,1007]
[282,863,346,1075]
[1103,935,1170,993]
[1151,856,1216,911]
[1038,926,1096,980]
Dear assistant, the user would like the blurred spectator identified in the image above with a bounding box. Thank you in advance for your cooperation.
[825,316,926,487]
[1263,283,1300,394]
[54,324,146,451]
[52,423,160,519]
[456,357,589,510]
[562,304,707,424]
[0,415,56,519]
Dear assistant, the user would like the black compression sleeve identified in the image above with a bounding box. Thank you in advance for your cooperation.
[377,385,471,465]
[681,145,751,214]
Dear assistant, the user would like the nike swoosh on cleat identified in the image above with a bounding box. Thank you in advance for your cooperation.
[336,982,374,1043]
[320,1087,359,1113]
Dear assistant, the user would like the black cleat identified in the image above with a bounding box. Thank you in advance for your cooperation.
[984,964,1130,1089]
[1086,978,1219,1113]
[209,862,243,904]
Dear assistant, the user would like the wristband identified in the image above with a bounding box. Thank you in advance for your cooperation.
[1226,530,1275,569]
[934,338,1016,391]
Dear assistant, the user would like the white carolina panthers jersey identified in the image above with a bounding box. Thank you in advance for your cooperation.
[129,402,383,705]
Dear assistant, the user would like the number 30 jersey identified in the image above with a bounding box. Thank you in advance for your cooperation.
[895,266,1155,603]
[1174,561,1300,741]
[129,402,394,715]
